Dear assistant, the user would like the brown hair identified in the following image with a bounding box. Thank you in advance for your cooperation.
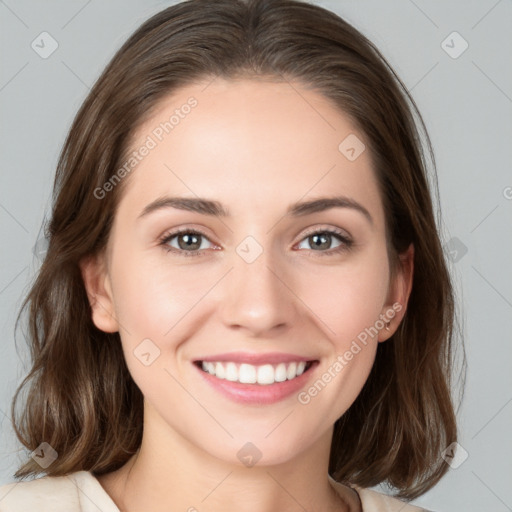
[10,0,465,500]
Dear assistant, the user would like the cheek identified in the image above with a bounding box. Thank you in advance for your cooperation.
[293,256,388,419]
[294,251,390,346]
[108,252,225,389]
[111,250,212,336]
[109,256,200,397]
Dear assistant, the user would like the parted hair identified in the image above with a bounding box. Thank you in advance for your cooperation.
[10,0,465,500]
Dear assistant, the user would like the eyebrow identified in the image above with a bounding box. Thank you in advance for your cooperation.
[137,195,373,226]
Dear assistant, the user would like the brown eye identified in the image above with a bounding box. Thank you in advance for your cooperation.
[296,229,353,256]
[159,229,214,257]
[175,232,202,251]
[308,232,335,250]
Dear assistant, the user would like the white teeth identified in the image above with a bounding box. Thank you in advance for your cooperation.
[286,362,297,380]
[239,363,257,384]
[257,364,274,385]
[215,362,225,379]
[200,360,311,385]
[225,362,238,381]
[274,363,287,382]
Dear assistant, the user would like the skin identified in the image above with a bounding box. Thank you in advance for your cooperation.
[81,77,414,512]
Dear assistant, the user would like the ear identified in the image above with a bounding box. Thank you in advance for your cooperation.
[378,243,414,342]
[79,252,119,333]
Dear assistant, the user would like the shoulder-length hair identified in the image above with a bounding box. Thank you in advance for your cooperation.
[11,0,465,500]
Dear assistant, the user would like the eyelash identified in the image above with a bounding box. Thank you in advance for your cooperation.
[158,227,354,258]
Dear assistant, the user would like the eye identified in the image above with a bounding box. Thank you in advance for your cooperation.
[159,228,215,257]
[295,228,353,256]
[159,227,353,258]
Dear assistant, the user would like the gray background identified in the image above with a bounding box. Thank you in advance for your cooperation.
[1,1,511,511]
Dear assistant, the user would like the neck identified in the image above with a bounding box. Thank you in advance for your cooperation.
[97,404,359,512]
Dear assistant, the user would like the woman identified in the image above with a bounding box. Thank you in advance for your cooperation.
[0,0,463,510]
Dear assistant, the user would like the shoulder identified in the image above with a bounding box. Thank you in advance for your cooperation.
[0,472,79,511]
[328,477,434,512]
[353,485,435,512]
[0,470,117,512]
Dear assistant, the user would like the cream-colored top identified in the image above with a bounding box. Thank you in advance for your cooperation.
[0,471,431,511]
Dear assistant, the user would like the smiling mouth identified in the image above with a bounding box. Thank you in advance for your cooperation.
[194,360,316,385]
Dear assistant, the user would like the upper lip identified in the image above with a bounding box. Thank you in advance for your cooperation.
[195,352,317,365]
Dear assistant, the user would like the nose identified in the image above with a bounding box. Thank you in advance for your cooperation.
[218,246,297,337]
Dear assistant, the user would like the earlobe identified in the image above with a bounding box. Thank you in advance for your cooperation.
[79,253,119,333]
[378,243,414,342]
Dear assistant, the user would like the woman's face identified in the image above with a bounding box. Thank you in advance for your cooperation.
[83,77,411,466]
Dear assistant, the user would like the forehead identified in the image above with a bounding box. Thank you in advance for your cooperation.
[118,77,384,228]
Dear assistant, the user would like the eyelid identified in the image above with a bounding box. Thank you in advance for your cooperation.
[159,226,218,250]
[297,224,352,243]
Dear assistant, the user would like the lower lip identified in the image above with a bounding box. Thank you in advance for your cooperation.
[194,362,319,405]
